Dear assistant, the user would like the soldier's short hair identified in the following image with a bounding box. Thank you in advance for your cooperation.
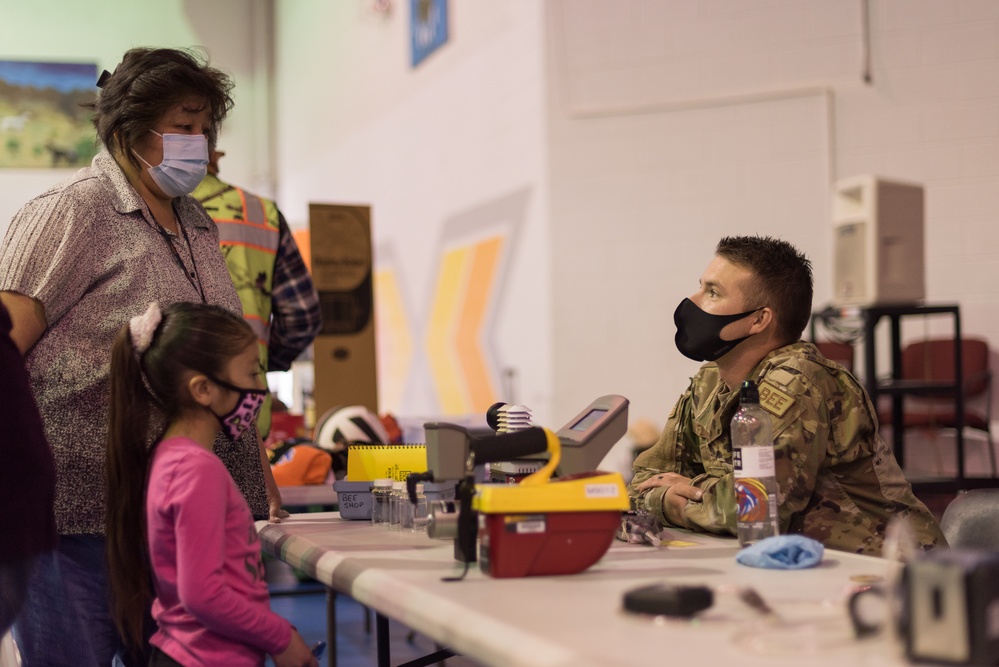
[716,235,813,344]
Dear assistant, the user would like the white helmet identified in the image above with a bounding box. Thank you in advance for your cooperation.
[314,405,389,451]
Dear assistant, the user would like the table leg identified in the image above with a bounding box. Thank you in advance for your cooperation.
[376,612,391,667]
[326,588,336,667]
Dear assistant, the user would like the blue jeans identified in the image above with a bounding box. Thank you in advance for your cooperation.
[148,647,183,666]
[0,557,34,635]
[13,535,128,667]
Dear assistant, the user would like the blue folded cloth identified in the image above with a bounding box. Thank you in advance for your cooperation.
[735,535,824,569]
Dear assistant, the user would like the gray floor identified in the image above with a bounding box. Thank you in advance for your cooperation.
[264,557,481,667]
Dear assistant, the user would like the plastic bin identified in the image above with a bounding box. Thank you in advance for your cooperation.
[333,480,457,520]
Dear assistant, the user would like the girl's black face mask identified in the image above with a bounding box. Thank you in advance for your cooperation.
[673,297,761,362]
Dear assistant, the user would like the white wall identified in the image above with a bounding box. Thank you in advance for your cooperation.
[273,1,554,421]
[545,0,999,444]
[3,1,997,451]
[0,0,270,234]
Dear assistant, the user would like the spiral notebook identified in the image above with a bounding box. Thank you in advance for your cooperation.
[346,444,427,482]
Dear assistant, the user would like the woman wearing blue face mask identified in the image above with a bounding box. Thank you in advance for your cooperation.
[0,47,286,667]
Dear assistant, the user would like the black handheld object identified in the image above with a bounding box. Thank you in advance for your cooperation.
[420,424,551,565]
[471,427,549,465]
[423,422,550,480]
[622,583,714,617]
[459,427,549,564]
[406,471,435,504]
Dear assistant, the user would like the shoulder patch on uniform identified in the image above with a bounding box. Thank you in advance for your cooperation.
[766,368,797,387]
[758,381,795,417]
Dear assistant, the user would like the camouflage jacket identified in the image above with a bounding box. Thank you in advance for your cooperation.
[630,341,946,555]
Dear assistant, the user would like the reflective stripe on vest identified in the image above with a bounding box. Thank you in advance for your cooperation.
[196,182,280,345]
[216,221,279,250]
[241,313,269,344]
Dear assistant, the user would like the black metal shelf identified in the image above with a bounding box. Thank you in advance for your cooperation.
[812,303,998,492]
[875,379,958,396]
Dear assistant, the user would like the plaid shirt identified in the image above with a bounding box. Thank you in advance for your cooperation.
[268,213,322,372]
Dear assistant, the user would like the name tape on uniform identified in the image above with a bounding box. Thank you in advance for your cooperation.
[758,382,794,417]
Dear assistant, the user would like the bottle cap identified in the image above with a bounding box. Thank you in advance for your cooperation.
[373,478,393,488]
[393,480,405,490]
[739,380,760,404]
[416,483,425,494]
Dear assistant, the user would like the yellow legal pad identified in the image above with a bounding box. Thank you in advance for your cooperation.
[346,444,427,482]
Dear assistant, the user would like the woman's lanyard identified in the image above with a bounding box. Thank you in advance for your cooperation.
[156,216,207,304]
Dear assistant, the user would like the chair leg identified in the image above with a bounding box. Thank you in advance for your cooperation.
[925,428,945,476]
[988,431,997,478]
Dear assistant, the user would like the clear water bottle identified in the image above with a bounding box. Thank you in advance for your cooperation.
[371,478,393,526]
[410,483,429,534]
[389,480,405,530]
[732,380,779,547]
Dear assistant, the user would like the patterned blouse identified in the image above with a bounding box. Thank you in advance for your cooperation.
[0,150,267,535]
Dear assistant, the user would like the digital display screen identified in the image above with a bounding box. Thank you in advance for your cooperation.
[570,408,607,432]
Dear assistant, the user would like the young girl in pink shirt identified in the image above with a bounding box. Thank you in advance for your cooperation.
[105,302,317,667]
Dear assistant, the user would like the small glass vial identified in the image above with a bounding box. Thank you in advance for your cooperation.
[399,485,415,532]
[410,483,429,534]
[371,478,393,527]
[389,480,405,530]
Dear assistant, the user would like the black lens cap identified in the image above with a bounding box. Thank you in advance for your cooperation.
[623,583,714,617]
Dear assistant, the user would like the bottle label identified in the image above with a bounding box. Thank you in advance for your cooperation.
[734,447,776,525]
[735,479,771,523]
[734,446,774,476]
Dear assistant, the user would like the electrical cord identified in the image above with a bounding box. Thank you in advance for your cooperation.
[812,305,865,345]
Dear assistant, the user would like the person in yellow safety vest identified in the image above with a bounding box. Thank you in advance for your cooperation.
[193,149,322,439]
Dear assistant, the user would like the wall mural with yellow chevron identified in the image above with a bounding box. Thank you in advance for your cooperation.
[425,235,505,414]
[374,188,529,416]
[372,247,414,413]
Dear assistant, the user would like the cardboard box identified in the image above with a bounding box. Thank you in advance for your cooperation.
[309,204,379,417]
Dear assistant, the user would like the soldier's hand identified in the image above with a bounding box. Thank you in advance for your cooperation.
[662,483,703,528]
[636,471,692,493]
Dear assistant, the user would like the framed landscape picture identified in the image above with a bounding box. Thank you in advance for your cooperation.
[0,60,99,168]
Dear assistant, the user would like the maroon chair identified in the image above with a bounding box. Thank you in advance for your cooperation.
[814,340,855,373]
[878,338,994,476]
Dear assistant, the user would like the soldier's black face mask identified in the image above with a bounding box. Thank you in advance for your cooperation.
[673,298,761,362]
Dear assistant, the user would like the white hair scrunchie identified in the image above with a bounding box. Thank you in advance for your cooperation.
[129,302,162,354]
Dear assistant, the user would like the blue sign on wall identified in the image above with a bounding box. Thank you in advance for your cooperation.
[410,0,448,68]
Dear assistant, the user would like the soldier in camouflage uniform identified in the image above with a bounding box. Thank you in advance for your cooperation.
[630,236,944,556]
